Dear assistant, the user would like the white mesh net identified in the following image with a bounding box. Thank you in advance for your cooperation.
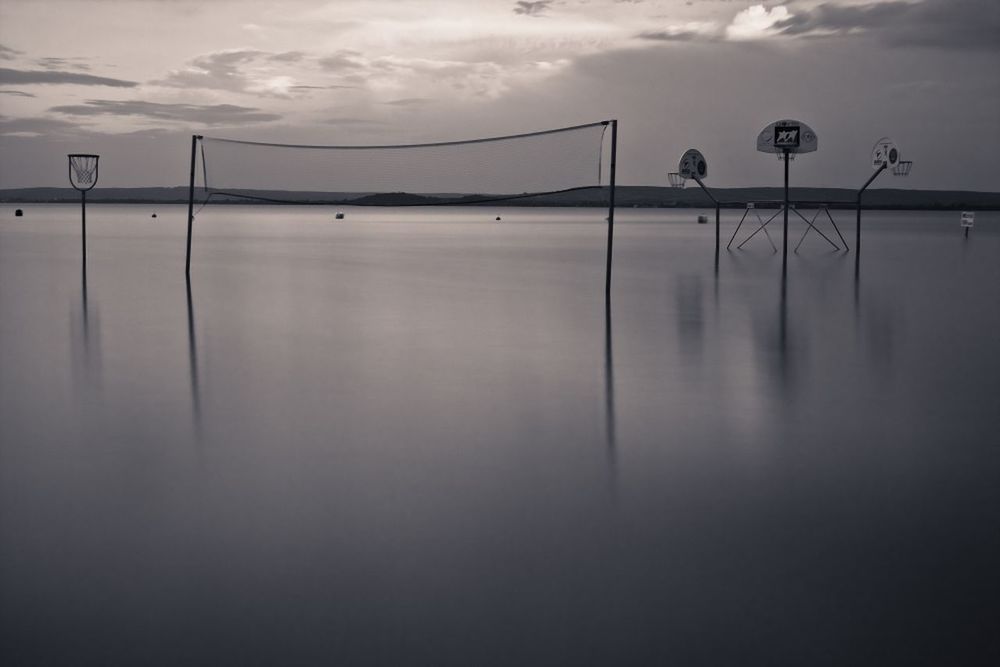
[195,121,612,206]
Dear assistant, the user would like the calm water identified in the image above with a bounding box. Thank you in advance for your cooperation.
[2,204,999,665]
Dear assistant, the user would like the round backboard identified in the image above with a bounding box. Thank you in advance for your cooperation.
[678,149,708,180]
[871,137,899,169]
[756,119,817,154]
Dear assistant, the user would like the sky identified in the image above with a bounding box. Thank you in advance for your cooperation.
[0,0,998,190]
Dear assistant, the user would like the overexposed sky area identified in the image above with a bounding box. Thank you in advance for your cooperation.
[1,0,998,189]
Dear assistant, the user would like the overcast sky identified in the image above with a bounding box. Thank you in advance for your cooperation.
[1,0,997,190]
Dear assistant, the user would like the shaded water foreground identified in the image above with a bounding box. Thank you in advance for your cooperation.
[2,205,999,665]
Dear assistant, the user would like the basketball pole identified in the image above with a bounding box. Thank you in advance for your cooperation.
[605,119,618,302]
[855,162,887,264]
[185,135,201,279]
[81,188,87,270]
[693,176,720,258]
[782,149,789,277]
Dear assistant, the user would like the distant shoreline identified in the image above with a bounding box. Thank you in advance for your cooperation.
[3,186,1000,210]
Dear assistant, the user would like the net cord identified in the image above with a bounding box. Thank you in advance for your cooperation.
[201,120,611,151]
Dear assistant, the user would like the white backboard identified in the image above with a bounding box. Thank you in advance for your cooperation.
[871,137,900,169]
[678,149,708,180]
[756,119,818,154]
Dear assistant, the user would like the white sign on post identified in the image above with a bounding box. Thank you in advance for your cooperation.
[961,211,975,228]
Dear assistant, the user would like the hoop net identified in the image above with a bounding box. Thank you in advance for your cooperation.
[68,154,99,191]
[668,172,685,188]
[195,121,612,207]
[892,160,912,177]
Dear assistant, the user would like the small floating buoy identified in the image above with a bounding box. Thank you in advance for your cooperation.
[151,213,157,218]
[15,208,23,217]
[335,212,345,220]
[697,214,708,224]
[495,216,501,221]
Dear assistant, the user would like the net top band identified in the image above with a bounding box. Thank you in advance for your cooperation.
[201,120,613,150]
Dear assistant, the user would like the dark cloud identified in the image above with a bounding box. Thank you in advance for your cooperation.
[0,90,35,97]
[49,100,280,125]
[774,0,1000,50]
[0,67,138,87]
[637,30,708,42]
[0,44,21,61]
[36,57,92,72]
[380,98,429,106]
[155,49,305,92]
[0,115,80,136]
[513,1,552,17]
[318,50,365,72]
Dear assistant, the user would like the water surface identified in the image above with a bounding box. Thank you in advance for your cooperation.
[2,204,998,665]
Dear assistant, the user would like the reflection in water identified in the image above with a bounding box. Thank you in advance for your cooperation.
[70,261,101,395]
[676,275,704,360]
[186,278,203,439]
[604,303,616,468]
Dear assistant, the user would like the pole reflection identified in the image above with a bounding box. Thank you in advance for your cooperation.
[71,259,101,397]
[186,277,203,441]
[604,301,617,472]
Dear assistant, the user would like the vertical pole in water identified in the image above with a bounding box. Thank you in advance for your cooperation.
[782,149,789,277]
[81,189,87,270]
[855,162,886,269]
[185,135,200,279]
[715,204,720,258]
[605,120,618,302]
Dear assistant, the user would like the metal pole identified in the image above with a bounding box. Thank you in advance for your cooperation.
[782,150,789,277]
[693,176,720,260]
[716,204,720,258]
[604,120,618,302]
[185,135,201,278]
[856,162,887,260]
[81,189,87,269]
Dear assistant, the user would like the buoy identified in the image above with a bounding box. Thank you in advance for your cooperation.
[151,213,157,218]
[495,216,501,221]
[15,208,23,217]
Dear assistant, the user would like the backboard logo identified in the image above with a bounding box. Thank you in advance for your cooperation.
[774,126,800,148]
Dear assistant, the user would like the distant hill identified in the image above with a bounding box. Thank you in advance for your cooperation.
[2,186,999,210]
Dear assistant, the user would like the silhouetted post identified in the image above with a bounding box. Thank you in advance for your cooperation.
[856,162,887,263]
[693,176,720,259]
[81,189,87,270]
[782,149,789,276]
[68,154,99,268]
[185,135,201,278]
[605,120,618,301]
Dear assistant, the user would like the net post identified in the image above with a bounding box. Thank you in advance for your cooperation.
[605,120,618,302]
[185,135,201,278]
[855,161,887,262]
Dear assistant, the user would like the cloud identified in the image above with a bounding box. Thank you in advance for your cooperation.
[0,67,138,87]
[0,90,35,97]
[0,45,22,61]
[513,1,552,17]
[156,49,309,94]
[49,100,281,126]
[725,4,792,40]
[773,0,1000,50]
[36,57,92,72]
[380,98,429,106]
[638,22,720,42]
[317,50,366,72]
[0,115,80,137]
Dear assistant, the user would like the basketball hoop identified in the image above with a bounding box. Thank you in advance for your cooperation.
[668,172,685,188]
[68,154,100,191]
[892,160,912,177]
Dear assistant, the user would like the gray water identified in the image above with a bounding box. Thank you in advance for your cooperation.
[2,204,998,665]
